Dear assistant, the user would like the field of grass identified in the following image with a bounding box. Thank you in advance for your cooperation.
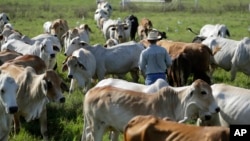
[1,0,250,140]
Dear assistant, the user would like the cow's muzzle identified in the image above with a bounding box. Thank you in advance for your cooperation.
[50,54,55,58]
[215,107,220,113]
[68,75,73,79]
[59,97,65,103]
[9,106,18,114]
[204,115,212,121]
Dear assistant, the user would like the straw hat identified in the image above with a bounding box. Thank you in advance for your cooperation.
[147,31,161,40]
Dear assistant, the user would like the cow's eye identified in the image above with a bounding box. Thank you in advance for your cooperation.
[47,81,52,89]
[1,89,5,94]
[201,91,207,95]
[189,91,193,97]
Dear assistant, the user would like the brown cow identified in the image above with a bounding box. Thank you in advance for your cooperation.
[140,18,153,33]
[156,40,212,86]
[81,79,220,141]
[50,18,69,45]
[0,64,68,141]
[6,54,47,74]
[0,49,22,65]
[124,115,230,141]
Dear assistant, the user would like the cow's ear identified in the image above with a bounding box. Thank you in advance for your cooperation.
[188,90,194,98]
[77,61,86,70]
[46,80,53,89]
[62,64,68,72]
[61,31,68,40]
[7,16,10,21]
[217,31,221,36]
[79,41,88,46]
[226,30,230,37]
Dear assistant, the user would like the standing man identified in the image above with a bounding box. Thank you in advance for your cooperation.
[139,30,172,85]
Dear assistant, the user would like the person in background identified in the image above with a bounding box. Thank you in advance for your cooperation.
[139,30,172,85]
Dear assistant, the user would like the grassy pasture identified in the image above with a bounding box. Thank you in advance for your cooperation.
[0,0,250,140]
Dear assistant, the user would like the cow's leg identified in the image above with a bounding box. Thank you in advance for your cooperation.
[92,120,106,141]
[40,106,49,141]
[2,132,9,141]
[130,68,139,83]
[230,65,237,81]
[13,113,21,135]
[97,69,106,81]
[110,130,120,141]
[69,79,76,93]
[84,79,92,94]
[82,115,93,141]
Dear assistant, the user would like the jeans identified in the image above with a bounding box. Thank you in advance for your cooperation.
[145,73,167,85]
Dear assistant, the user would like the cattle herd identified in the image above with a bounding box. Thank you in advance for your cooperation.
[0,1,250,141]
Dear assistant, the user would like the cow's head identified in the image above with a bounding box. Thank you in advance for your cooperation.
[62,28,80,52]
[64,56,88,88]
[50,19,69,40]
[110,23,129,43]
[0,13,10,32]
[38,38,56,69]
[0,73,18,114]
[64,36,88,56]
[183,79,220,121]
[94,9,109,29]
[43,70,67,103]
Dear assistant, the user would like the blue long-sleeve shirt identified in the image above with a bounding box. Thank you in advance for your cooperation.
[139,44,172,75]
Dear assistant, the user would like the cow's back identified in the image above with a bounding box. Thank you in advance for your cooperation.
[124,115,230,141]
[6,55,47,74]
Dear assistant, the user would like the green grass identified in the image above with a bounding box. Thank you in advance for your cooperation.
[1,0,250,140]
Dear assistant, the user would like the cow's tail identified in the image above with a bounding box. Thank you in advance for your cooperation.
[186,27,199,35]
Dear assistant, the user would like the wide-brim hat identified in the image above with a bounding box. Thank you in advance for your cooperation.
[147,31,161,40]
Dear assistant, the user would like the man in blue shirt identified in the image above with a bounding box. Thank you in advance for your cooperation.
[139,30,172,85]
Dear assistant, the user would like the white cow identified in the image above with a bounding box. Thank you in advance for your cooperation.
[42,19,69,46]
[0,64,68,141]
[43,21,52,33]
[94,8,109,29]
[97,0,113,18]
[31,33,62,69]
[62,48,96,93]
[62,24,92,52]
[202,36,250,81]
[199,24,230,38]
[82,79,220,141]
[102,18,131,43]
[31,33,62,51]
[0,73,19,141]
[95,78,169,93]
[65,37,145,82]
[1,38,56,69]
[197,83,250,127]
[97,1,112,18]
[0,13,10,32]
